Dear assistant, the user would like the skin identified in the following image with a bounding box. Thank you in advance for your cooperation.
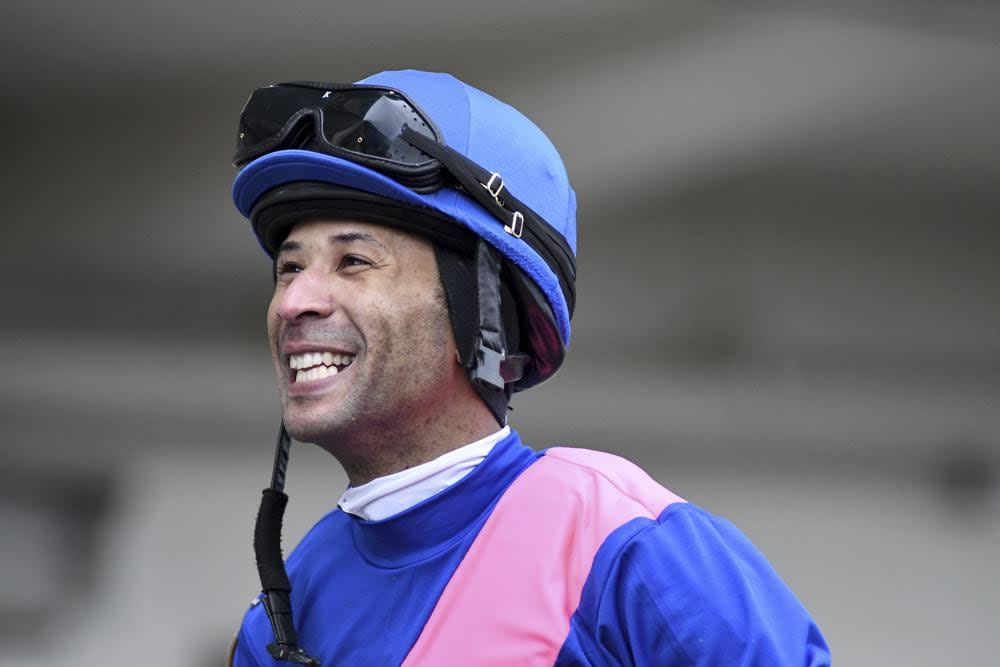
[268,219,498,486]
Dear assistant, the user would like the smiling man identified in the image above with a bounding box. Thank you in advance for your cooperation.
[270,222,497,484]
[228,70,830,666]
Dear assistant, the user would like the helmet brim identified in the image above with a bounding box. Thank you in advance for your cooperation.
[233,149,433,219]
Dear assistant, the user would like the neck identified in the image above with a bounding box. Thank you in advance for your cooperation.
[323,398,500,487]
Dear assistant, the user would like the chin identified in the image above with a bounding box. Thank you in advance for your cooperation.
[288,400,383,448]
[281,404,342,444]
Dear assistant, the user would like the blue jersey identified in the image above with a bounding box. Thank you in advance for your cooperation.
[232,430,830,665]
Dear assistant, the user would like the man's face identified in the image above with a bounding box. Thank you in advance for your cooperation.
[267,220,458,449]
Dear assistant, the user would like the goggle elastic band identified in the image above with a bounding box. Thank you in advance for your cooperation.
[401,128,576,318]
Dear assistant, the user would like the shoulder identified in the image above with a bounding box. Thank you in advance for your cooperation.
[534,446,685,519]
[572,501,831,665]
[230,596,269,666]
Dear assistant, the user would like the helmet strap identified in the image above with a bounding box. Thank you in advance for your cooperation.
[434,239,528,425]
[469,239,507,391]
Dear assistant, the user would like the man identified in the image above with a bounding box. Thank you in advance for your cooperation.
[228,70,830,666]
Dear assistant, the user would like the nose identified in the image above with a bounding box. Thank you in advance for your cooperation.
[274,270,336,322]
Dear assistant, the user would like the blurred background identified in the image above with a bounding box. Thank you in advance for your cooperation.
[2,1,998,665]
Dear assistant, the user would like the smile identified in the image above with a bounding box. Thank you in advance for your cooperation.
[287,351,356,383]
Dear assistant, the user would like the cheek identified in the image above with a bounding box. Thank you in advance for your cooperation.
[394,294,453,368]
[265,295,287,371]
[266,299,280,344]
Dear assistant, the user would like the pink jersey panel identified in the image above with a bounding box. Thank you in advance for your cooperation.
[402,448,685,666]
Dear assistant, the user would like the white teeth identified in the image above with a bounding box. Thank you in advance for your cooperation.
[288,351,356,371]
[295,365,338,383]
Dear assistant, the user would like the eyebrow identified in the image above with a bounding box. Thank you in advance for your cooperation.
[277,231,388,255]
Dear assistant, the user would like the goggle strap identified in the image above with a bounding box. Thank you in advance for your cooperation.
[402,128,577,316]
[402,128,516,225]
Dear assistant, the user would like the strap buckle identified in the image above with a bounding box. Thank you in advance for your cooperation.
[481,171,522,239]
[482,172,505,204]
[504,211,524,238]
[471,344,505,390]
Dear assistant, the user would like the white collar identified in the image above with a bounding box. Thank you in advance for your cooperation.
[337,426,511,521]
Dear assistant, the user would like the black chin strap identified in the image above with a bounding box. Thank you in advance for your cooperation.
[470,239,526,391]
[434,238,530,424]
[253,423,320,665]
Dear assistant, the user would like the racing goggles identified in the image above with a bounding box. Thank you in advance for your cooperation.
[233,82,576,316]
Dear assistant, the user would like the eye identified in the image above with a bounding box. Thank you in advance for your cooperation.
[339,254,373,270]
[274,260,304,278]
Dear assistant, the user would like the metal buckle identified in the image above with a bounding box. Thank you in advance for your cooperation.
[471,344,505,390]
[482,172,505,203]
[479,172,521,238]
[504,211,524,238]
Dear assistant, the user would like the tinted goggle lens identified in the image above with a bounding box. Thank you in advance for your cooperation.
[236,84,438,166]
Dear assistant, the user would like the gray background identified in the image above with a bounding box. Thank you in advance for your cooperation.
[2,2,998,665]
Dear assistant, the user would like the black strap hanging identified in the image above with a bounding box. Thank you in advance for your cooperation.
[253,423,320,665]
